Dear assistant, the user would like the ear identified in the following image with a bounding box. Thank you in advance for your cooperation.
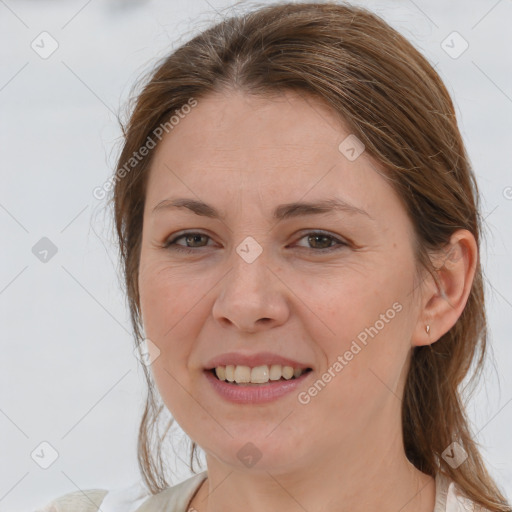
[412,229,478,347]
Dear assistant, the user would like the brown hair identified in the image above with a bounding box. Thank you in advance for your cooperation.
[110,2,510,509]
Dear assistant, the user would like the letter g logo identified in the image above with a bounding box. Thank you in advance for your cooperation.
[298,391,310,405]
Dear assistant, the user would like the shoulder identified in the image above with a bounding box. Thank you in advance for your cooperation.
[35,489,109,512]
[435,472,492,512]
[35,472,207,512]
[447,483,495,512]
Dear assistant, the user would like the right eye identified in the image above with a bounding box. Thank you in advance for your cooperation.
[163,231,213,253]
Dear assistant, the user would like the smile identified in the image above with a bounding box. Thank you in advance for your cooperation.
[212,364,312,384]
[204,367,313,404]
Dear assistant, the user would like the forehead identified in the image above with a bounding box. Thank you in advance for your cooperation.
[156,90,349,157]
[145,90,398,221]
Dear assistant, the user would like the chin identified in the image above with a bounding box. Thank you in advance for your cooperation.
[202,433,307,475]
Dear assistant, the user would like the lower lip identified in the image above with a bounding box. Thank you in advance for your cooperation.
[204,369,312,404]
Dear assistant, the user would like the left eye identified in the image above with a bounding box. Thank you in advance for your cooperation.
[295,232,347,251]
[163,231,347,253]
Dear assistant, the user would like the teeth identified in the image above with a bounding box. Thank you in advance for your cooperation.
[269,364,282,381]
[225,365,235,382]
[251,365,269,383]
[214,366,226,381]
[234,365,251,383]
[213,364,308,384]
[282,366,294,380]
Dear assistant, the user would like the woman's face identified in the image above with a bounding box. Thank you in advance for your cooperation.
[138,90,425,473]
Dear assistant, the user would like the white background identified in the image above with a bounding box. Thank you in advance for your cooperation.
[0,0,511,510]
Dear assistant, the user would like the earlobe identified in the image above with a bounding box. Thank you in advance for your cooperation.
[412,229,478,347]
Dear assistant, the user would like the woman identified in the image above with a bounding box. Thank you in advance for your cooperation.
[38,2,511,511]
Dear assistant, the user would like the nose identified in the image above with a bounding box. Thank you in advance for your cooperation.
[211,248,290,333]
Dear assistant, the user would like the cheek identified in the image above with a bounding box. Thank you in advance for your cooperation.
[308,266,411,380]
[139,262,202,337]
[138,265,202,419]
[138,264,202,392]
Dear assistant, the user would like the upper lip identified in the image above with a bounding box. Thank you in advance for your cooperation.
[204,352,313,370]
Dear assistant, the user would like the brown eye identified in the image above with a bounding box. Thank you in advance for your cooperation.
[295,232,348,252]
[164,232,212,253]
[181,233,209,248]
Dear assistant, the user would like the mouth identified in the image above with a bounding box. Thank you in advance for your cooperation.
[206,365,313,386]
[203,364,314,404]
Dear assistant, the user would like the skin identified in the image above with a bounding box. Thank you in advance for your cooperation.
[138,89,477,512]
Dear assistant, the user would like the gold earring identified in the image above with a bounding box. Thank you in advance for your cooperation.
[426,324,430,334]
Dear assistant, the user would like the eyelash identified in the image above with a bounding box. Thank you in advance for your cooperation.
[163,231,348,254]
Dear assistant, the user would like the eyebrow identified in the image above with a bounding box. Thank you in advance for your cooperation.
[151,197,373,221]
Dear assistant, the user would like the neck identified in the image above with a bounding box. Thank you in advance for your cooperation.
[189,440,435,512]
